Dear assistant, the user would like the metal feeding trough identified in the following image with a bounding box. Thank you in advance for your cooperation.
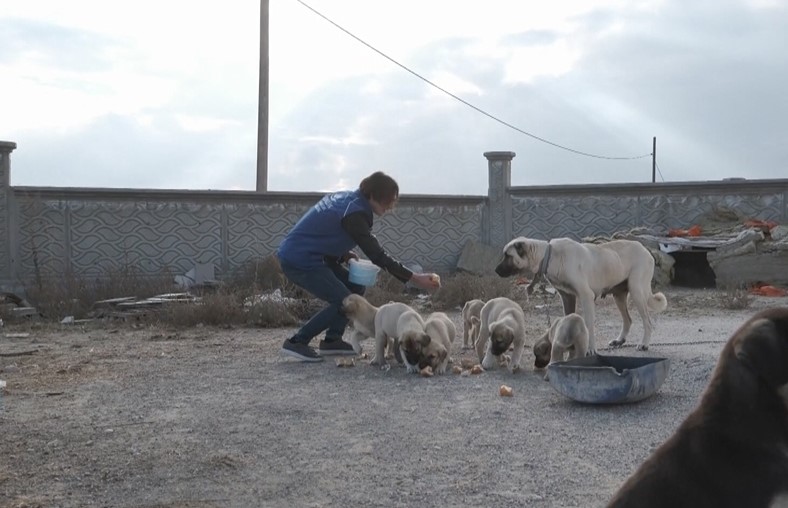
[546,354,671,404]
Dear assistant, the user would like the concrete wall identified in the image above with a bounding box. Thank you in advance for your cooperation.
[1,143,786,291]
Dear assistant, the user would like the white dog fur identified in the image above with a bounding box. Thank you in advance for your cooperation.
[495,237,667,354]
[461,299,484,350]
[473,297,528,373]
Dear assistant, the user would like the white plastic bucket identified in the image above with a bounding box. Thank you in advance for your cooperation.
[348,259,380,286]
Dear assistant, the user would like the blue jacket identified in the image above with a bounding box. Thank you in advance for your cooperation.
[277,189,373,269]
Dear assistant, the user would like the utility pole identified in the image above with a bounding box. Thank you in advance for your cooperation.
[652,136,656,183]
[256,0,269,192]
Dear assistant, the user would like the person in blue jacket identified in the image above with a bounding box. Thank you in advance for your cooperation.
[276,171,441,362]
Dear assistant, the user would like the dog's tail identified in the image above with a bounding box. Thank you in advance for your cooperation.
[648,292,668,313]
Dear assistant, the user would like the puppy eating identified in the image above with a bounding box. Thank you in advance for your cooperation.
[391,308,431,373]
[533,313,589,369]
[411,311,456,374]
[473,297,528,373]
[370,301,425,370]
[607,307,788,508]
[341,294,379,354]
[461,299,485,350]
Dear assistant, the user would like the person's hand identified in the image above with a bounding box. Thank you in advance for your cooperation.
[410,272,441,291]
[343,251,359,263]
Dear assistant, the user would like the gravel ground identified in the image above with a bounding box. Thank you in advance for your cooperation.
[1,287,787,508]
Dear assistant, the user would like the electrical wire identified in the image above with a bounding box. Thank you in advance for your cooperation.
[655,160,666,182]
[295,0,653,161]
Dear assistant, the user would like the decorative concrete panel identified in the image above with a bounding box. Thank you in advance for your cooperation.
[376,203,484,273]
[68,201,224,277]
[17,198,68,277]
[226,202,313,269]
[512,195,638,240]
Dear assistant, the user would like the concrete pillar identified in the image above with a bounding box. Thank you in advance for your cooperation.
[483,151,515,248]
[0,141,17,289]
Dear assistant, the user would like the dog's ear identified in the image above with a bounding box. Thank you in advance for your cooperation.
[418,333,431,347]
[514,241,527,259]
[734,315,788,389]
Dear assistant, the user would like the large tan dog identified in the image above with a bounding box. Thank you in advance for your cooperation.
[533,313,589,369]
[495,237,667,353]
[461,299,484,350]
[473,297,528,373]
[607,307,788,507]
[371,302,428,370]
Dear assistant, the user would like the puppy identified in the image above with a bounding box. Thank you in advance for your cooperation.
[461,299,485,350]
[391,309,431,373]
[410,311,456,374]
[341,294,379,354]
[533,313,589,369]
[473,297,528,373]
[607,307,788,508]
[371,302,425,369]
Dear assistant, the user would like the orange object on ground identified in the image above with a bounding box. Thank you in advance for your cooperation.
[743,219,778,232]
[668,225,702,237]
[749,284,788,297]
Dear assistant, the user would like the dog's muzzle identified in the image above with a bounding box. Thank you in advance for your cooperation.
[491,340,512,356]
[495,256,518,277]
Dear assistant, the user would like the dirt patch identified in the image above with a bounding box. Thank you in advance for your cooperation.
[1,288,786,507]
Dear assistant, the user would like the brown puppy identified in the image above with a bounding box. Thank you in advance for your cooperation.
[607,307,788,508]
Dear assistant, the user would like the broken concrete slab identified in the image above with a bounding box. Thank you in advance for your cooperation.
[456,240,501,276]
[708,250,788,287]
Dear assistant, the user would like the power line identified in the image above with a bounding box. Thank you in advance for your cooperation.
[295,0,653,161]
[655,160,666,182]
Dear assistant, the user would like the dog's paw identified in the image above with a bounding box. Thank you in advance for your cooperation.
[510,363,521,374]
[607,339,625,348]
[636,344,649,351]
[370,356,386,367]
[405,365,419,374]
[586,348,597,356]
[481,357,495,370]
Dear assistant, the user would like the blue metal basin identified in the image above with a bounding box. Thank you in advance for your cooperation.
[546,354,670,404]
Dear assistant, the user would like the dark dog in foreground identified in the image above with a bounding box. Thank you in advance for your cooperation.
[607,307,788,508]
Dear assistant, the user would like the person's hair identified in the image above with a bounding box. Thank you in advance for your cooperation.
[359,171,399,205]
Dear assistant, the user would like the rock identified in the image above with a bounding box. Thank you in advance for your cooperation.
[456,240,501,275]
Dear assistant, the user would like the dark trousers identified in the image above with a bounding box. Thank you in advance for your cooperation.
[279,259,365,344]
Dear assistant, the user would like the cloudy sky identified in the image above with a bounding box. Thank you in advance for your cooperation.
[1,0,785,195]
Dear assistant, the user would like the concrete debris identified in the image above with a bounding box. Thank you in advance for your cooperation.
[244,289,299,307]
[174,263,220,290]
[456,240,502,276]
[89,292,201,320]
[602,208,787,288]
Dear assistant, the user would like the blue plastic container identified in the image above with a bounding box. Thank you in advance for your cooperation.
[546,354,670,404]
[348,259,380,286]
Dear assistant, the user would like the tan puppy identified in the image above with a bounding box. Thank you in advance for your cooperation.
[412,311,456,374]
[461,299,484,350]
[371,302,426,370]
[607,308,788,508]
[495,237,667,353]
[391,309,431,373]
[533,313,589,369]
[473,297,528,373]
[341,294,379,354]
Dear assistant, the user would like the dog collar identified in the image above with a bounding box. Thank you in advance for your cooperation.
[537,242,552,277]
